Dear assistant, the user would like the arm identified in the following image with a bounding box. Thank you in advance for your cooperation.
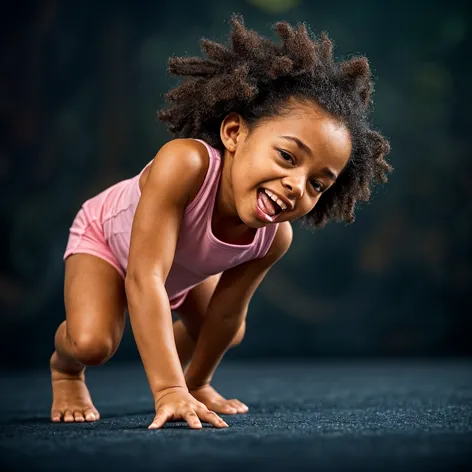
[185,221,293,389]
[125,138,209,397]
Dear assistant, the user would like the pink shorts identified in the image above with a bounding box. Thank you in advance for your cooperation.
[64,206,126,278]
[63,205,187,310]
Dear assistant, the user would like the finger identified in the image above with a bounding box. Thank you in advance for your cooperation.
[183,410,202,430]
[83,408,97,422]
[201,410,229,428]
[63,410,74,422]
[73,410,85,422]
[51,409,62,422]
[149,409,170,430]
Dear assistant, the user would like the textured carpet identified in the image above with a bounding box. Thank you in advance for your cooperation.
[0,360,471,471]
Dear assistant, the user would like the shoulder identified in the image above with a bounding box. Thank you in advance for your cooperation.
[141,138,210,204]
[156,138,209,167]
[264,221,293,263]
[127,140,211,279]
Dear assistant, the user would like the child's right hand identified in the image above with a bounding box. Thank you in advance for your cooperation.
[149,386,229,429]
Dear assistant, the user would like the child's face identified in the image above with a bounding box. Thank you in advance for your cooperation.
[223,99,352,228]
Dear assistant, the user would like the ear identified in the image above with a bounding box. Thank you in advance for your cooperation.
[220,113,247,153]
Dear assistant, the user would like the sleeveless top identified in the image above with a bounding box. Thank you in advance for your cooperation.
[89,139,278,308]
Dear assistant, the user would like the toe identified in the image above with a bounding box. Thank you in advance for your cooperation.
[223,404,238,414]
[83,408,97,422]
[63,410,74,422]
[234,400,249,412]
[51,409,62,422]
[228,400,241,410]
[73,410,85,422]
[226,400,247,413]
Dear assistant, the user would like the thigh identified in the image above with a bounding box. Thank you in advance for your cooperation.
[64,254,127,347]
[176,273,222,337]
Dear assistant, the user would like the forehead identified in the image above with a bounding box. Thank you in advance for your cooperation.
[257,100,352,170]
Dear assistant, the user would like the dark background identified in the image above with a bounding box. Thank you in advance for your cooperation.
[1,0,471,368]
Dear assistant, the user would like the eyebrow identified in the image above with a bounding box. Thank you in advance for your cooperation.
[281,135,313,157]
[280,135,338,181]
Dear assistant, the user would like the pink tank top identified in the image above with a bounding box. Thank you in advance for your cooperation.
[99,139,278,306]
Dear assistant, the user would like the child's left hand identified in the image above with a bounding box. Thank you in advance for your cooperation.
[188,384,249,415]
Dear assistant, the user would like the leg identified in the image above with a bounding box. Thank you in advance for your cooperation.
[173,319,246,372]
[51,254,127,423]
[174,274,247,415]
[173,321,197,372]
[174,273,246,371]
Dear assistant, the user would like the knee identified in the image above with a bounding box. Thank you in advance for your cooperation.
[69,333,116,366]
[231,320,246,347]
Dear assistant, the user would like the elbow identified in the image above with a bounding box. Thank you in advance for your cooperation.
[231,320,246,347]
[125,270,165,303]
[124,272,142,297]
[124,275,142,308]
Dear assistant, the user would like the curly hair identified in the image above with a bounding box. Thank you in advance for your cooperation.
[158,15,392,228]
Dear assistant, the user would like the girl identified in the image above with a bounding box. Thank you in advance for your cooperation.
[51,15,392,430]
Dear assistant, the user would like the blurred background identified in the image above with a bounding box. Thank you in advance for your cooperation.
[0,0,470,368]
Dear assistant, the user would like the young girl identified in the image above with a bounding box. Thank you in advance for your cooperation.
[51,15,392,430]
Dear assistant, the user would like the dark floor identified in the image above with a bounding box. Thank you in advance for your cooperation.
[0,359,471,471]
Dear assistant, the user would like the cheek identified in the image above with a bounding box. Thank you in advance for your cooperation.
[230,165,252,209]
[232,158,257,193]
[298,195,320,216]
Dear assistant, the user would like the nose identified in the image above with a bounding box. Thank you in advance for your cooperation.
[282,175,304,199]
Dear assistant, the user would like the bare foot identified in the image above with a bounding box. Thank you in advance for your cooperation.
[50,352,100,423]
[189,384,249,415]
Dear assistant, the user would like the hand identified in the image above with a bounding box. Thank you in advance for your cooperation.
[189,384,249,415]
[149,386,229,430]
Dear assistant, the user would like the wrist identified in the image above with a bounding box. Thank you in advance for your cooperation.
[185,375,211,391]
[153,385,188,403]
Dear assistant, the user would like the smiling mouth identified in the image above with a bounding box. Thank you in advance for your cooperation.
[256,188,282,223]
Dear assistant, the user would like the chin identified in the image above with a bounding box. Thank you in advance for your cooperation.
[248,220,267,229]
[235,206,263,229]
[238,213,262,229]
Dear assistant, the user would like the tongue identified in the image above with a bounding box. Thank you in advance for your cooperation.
[258,190,278,216]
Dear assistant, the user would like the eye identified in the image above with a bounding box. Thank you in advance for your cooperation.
[278,149,294,164]
[310,180,324,193]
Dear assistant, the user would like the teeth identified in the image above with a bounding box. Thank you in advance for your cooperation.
[264,189,287,211]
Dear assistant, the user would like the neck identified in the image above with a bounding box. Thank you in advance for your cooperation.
[211,149,256,245]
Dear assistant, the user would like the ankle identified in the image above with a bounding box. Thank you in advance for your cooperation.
[50,351,85,379]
